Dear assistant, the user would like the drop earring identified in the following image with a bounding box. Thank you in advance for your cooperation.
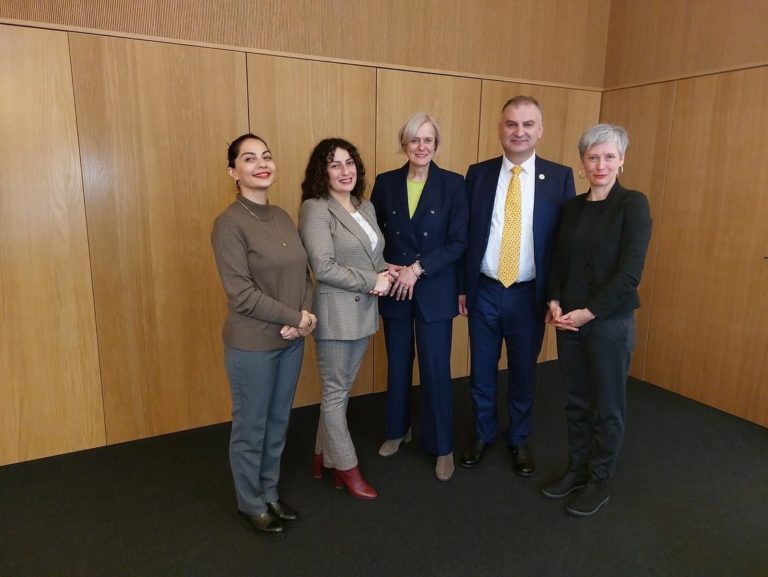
[578,168,585,179]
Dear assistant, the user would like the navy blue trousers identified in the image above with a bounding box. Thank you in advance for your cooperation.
[468,276,544,446]
[382,309,454,456]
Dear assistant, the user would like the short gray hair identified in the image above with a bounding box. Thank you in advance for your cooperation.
[578,123,629,158]
[398,112,441,151]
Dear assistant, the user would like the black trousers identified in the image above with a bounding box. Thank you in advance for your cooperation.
[555,316,636,480]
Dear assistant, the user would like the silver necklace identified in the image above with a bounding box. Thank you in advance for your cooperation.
[237,200,287,247]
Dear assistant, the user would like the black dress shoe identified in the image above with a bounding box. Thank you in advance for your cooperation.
[459,438,490,468]
[509,443,535,477]
[267,500,301,528]
[238,510,286,539]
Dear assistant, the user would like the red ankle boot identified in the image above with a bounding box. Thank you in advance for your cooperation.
[332,466,378,499]
[313,453,323,479]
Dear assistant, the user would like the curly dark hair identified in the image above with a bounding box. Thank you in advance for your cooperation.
[300,138,367,203]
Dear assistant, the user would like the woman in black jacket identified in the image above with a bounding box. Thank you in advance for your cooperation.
[542,123,652,517]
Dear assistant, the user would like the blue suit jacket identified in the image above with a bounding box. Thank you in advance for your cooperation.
[463,155,575,312]
[371,162,469,322]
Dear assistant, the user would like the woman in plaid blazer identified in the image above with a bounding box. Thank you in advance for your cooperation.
[299,138,391,499]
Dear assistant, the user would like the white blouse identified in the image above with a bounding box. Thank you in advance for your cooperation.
[350,210,379,251]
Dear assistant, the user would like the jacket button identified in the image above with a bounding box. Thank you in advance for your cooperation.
[423,232,428,237]
[416,253,421,257]
[392,210,397,214]
[402,252,407,256]
[430,209,435,214]
[396,231,400,235]
[355,296,360,302]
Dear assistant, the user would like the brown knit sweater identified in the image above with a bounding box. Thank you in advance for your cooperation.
[211,195,313,352]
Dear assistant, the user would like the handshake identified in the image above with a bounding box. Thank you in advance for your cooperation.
[370,262,424,300]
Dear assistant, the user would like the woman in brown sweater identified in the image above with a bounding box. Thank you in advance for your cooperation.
[211,133,315,539]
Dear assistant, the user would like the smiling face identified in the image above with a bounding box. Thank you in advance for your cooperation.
[326,147,358,195]
[582,141,624,190]
[227,137,275,193]
[498,102,543,164]
[404,121,437,169]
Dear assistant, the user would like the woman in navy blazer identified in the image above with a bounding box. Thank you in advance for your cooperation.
[543,124,652,517]
[370,112,468,481]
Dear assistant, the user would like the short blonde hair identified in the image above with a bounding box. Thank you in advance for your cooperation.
[398,112,441,152]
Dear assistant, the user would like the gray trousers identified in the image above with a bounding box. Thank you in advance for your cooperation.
[224,340,304,514]
[314,337,369,471]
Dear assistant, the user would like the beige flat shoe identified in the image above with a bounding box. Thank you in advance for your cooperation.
[378,427,412,457]
[435,452,455,481]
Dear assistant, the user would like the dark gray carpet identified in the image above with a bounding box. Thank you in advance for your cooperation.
[1,362,766,577]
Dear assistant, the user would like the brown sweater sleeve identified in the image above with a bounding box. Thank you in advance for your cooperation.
[211,213,303,328]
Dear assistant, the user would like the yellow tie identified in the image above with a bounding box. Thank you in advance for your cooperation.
[498,165,522,287]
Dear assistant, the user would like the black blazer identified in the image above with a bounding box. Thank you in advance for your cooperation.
[370,161,468,322]
[547,180,652,319]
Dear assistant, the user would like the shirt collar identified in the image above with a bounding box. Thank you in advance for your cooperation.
[502,152,537,174]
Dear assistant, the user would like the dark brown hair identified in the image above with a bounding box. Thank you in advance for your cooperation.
[227,133,269,168]
[300,138,366,202]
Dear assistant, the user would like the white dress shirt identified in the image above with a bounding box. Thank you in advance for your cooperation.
[480,153,537,282]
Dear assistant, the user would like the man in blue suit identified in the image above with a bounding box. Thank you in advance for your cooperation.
[458,96,575,475]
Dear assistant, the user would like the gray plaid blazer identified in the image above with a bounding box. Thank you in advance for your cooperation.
[299,196,386,340]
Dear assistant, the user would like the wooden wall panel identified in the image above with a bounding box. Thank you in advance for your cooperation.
[372,69,481,391]
[1,0,611,90]
[600,83,676,378]
[246,54,377,406]
[605,0,768,89]
[644,67,768,426]
[69,34,248,443]
[477,81,602,366]
[0,26,104,464]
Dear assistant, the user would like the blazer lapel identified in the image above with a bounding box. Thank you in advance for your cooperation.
[410,161,439,225]
[359,202,385,265]
[532,155,553,255]
[325,196,376,263]
[392,163,418,246]
[479,157,504,241]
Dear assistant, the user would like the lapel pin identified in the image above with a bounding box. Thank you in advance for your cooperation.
[538,174,545,180]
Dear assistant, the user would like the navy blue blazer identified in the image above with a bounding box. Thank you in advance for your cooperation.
[547,180,652,319]
[370,162,469,322]
[463,155,575,311]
